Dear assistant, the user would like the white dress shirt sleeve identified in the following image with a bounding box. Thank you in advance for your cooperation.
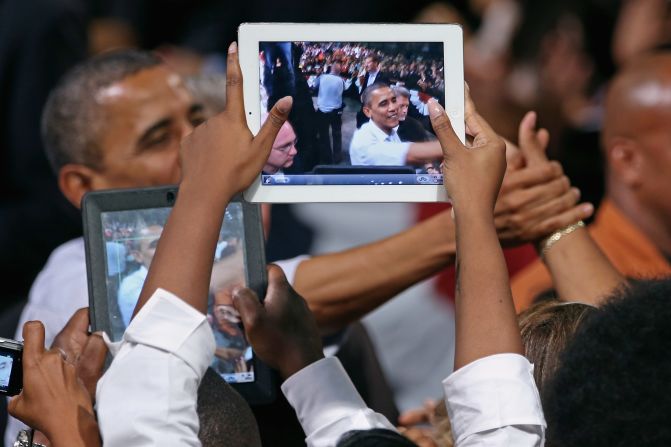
[282,357,397,447]
[96,288,216,447]
[349,124,410,166]
[443,353,546,447]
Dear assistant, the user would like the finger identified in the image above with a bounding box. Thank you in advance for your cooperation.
[22,321,46,366]
[503,138,524,171]
[462,86,498,144]
[516,187,582,227]
[496,175,570,215]
[531,203,594,237]
[429,100,463,159]
[398,408,431,426]
[518,111,549,166]
[232,287,264,329]
[225,42,245,121]
[7,393,24,420]
[76,333,108,398]
[61,308,90,337]
[253,96,293,151]
[497,162,564,207]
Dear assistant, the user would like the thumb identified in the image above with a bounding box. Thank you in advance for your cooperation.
[77,333,108,398]
[518,111,549,166]
[22,321,46,367]
[62,308,90,336]
[232,287,264,329]
[254,96,293,151]
[7,393,25,420]
[429,99,463,160]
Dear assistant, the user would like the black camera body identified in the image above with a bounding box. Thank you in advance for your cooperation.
[0,338,23,396]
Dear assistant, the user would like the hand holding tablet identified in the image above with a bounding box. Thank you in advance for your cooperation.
[239,23,465,202]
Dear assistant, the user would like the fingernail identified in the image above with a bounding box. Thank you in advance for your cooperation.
[228,42,238,54]
[276,96,293,114]
[582,203,594,215]
[429,99,443,118]
[231,287,243,299]
[571,187,580,197]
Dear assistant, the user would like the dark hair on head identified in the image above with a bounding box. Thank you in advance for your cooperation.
[197,368,262,447]
[337,429,418,447]
[362,82,390,107]
[546,278,671,447]
[41,50,163,173]
[366,54,381,64]
[518,299,597,406]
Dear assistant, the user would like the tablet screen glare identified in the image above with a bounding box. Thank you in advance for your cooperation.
[101,203,255,384]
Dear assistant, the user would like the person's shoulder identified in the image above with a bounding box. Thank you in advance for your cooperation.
[35,238,86,280]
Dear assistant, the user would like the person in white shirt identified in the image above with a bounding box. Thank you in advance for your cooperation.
[315,62,345,163]
[349,83,444,166]
[10,42,293,446]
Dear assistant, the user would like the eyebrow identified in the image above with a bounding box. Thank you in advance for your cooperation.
[136,103,205,149]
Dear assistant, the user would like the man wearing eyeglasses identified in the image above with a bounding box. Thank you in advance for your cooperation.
[262,120,298,175]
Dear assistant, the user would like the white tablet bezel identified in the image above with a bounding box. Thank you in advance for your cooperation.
[239,23,464,203]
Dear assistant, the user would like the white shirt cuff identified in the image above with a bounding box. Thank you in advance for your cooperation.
[273,255,311,285]
[109,287,216,377]
[443,353,546,444]
[282,357,396,446]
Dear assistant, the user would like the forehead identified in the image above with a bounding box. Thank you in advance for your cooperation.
[371,87,393,103]
[95,66,192,138]
[275,122,296,142]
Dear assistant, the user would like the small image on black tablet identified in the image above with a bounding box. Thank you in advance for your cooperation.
[83,187,273,402]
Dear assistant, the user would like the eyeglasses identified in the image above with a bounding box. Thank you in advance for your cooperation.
[273,138,298,153]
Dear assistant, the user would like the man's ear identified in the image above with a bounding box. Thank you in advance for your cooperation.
[58,164,102,209]
[363,106,372,119]
[606,137,644,188]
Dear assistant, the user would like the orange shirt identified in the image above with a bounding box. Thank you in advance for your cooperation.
[511,199,671,312]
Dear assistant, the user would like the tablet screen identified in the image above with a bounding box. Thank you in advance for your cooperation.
[259,41,445,186]
[101,203,255,383]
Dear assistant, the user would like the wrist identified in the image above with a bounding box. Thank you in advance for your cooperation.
[46,413,100,447]
[280,350,325,379]
[536,221,585,257]
[178,178,234,212]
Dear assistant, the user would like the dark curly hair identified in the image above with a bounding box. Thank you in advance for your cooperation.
[546,278,671,446]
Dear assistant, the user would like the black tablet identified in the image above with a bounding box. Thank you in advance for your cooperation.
[82,186,274,404]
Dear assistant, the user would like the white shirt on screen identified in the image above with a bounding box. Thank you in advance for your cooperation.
[349,121,410,166]
[96,288,216,446]
[282,356,397,447]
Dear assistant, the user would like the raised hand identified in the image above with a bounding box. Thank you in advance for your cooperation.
[429,97,506,214]
[179,42,293,198]
[232,265,324,379]
[51,308,107,401]
[9,322,100,447]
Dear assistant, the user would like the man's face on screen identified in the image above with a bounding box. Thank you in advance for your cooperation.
[364,87,400,133]
[397,95,410,121]
[93,65,206,189]
[132,225,162,268]
[264,122,298,174]
[365,57,379,73]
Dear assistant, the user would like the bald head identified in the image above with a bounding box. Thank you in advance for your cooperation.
[601,51,671,253]
[603,52,671,144]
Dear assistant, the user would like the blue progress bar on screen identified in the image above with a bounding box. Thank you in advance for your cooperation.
[261,174,443,185]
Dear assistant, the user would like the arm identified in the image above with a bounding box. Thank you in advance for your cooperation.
[405,141,443,164]
[294,211,455,331]
[516,111,625,305]
[234,266,395,447]
[132,42,292,316]
[430,98,544,446]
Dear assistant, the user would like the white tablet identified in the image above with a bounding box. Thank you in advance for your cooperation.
[239,23,464,203]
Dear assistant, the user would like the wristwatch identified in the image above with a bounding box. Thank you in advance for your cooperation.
[13,429,47,447]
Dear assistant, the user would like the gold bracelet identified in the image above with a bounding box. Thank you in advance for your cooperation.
[539,221,585,257]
